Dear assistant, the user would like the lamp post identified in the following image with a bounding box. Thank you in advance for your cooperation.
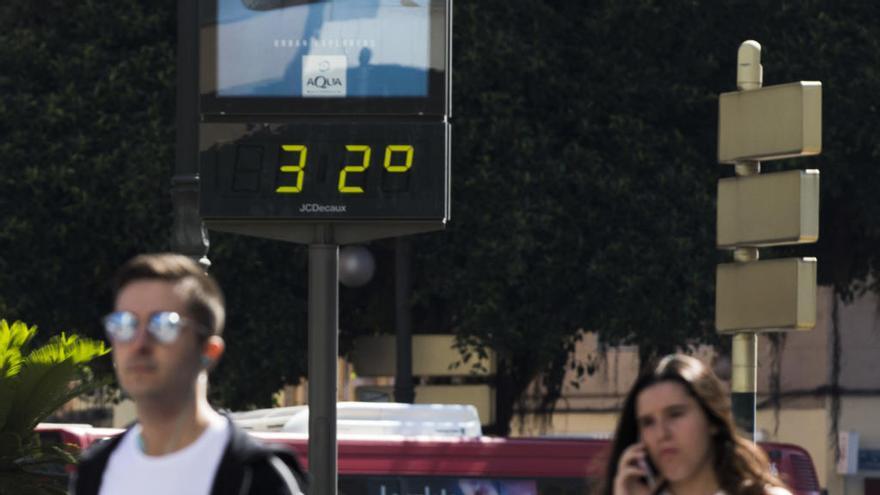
[171,0,209,268]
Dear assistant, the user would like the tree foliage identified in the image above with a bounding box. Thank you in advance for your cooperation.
[0,0,178,340]
[403,0,880,432]
[0,0,311,410]
[2,0,880,433]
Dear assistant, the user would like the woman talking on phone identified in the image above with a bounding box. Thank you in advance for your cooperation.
[600,354,791,495]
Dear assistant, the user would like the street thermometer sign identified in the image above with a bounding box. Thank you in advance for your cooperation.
[192,3,453,495]
[192,0,452,495]
[198,0,451,243]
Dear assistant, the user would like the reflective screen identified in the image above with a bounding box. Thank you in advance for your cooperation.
[216,0,431,98]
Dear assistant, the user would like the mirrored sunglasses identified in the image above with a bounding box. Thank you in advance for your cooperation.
[102,311,208,344]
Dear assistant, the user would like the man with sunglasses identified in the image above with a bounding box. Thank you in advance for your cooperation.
[71,253,304,495]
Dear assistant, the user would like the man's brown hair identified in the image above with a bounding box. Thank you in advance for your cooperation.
[113,253,225,337]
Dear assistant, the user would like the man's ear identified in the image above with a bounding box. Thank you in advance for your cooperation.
[201,336,225,369]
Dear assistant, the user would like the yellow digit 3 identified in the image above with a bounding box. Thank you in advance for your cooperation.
[276,145,307,193]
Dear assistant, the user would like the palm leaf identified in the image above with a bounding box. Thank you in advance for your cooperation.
[0,320,36,379]
[49,333,109,365]
[5,361,79,435]
[0,321,39,433]
[4,334,108,435]
[8,321,36,350]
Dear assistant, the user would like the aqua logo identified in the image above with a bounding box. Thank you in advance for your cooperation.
[303,55,346,97]
[306,76,343,90]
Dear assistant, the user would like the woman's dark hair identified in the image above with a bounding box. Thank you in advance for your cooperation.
[599,354,786,495]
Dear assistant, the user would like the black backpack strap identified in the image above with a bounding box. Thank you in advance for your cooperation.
[211,425,253,494]
[211,419,308,495]
[70,431,128,495]
[267,454,304,494]
[265,444,309,492]
[242,449,306,495]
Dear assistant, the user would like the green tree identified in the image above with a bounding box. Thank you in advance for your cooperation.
[3,0,880,434]
[0,0,178,338]
[0,0,310,410]
[394,1,880,433]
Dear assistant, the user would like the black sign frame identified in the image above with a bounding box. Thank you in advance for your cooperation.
[199,120,450,222]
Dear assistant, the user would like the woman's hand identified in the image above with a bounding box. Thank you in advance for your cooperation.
[613,443,662,495]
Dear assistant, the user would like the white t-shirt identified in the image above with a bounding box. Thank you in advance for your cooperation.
[98,415,230,495]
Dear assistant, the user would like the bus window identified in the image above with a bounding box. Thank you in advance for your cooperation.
[339,475,402,495]
[339,476,590,495]
[535,478,593,495]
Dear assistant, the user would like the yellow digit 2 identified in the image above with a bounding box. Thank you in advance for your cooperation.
[339,145,371,193]
[276,145,307,193]
[384,145,414,172]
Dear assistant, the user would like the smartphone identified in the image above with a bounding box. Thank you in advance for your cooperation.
[638,454,657,489]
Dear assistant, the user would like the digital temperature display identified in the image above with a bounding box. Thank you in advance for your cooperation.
[200,121,449,222]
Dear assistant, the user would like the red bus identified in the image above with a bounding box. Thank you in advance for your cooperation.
[36,424,821,495]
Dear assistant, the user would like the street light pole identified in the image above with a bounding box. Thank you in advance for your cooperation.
[394,237,415,404]
[309,228,339,495]
[171,0,209,268]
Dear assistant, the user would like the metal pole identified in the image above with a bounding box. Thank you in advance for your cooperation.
[308,239,338,495]
[731,332,757,440]
[394,237,415,403]
[730,40,762,441]
[171,0,210,269]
